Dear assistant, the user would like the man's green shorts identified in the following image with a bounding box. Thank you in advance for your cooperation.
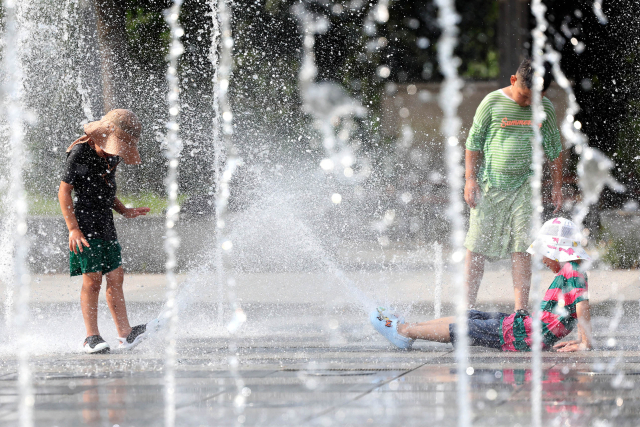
[69,238,122,277]
[464,181,533,261]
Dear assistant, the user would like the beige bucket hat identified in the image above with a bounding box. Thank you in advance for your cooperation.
[67,109,142,165]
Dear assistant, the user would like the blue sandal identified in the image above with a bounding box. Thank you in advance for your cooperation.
[370,307,414,350]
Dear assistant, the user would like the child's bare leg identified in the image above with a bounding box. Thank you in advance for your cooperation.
[105,266,132,338]
[511,252,531,311]
[81,272,103,337]
[397,317,456,343]
[465,250,485,308]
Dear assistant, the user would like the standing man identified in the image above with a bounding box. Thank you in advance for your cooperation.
[464,58,563,311]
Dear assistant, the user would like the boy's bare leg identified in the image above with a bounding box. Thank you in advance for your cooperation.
[81,272,103,337]
[105,266,132,338]
[465,250,485,308]
[511,252,531,311]
[397,317,456,342]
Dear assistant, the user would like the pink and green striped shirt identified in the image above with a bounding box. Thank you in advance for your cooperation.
[500,261,588,352]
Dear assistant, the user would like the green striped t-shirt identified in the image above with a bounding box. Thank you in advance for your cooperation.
[466,90,562,190]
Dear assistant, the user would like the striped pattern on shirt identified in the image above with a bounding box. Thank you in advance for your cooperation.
[500,261,588,352]
[466,90,562,190]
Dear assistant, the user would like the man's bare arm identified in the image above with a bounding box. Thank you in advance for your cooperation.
[549,154,563,213]
[464,149,483,209]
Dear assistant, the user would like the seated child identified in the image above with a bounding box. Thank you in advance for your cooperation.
[371,217,593,352]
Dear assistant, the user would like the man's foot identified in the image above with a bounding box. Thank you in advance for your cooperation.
[369,307,414,350]
[117,319,160,350]
[83,335,110,354]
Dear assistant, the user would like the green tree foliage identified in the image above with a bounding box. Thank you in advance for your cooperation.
[379,0,499,82]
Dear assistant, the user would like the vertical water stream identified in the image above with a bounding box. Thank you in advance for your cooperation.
[2,1,34,426]
[529,2,550,426]
[163,1,184,426]
[433,242,443,319]
[211,0,248,422]
[433,0,470,425]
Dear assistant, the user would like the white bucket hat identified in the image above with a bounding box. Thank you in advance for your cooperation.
[526,217,591,262]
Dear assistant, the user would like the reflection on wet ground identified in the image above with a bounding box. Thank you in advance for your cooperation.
[1,309,639,426]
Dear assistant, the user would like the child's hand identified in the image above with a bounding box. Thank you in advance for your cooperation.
[553,340,591,352]
[69,228,90,254]
[123,207,150,219]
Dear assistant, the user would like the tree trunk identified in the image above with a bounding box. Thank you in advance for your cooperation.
[93,0,129,113]
[497,0,529,86]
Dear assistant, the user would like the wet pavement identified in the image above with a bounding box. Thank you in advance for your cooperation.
[1,267,640,426]
[1,302,640,427]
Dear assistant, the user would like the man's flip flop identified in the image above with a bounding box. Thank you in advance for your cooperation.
[369,306,414,350]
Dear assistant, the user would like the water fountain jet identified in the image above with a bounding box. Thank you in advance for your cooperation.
[2,2,34,426]
[162,2,185,426]
[433,0,470,425]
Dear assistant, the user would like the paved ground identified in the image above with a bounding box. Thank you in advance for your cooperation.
[1,267,639,426]
[1,316,640,427]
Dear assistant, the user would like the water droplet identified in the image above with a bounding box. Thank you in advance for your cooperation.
[320,159,334,171]
[377,65,391,78]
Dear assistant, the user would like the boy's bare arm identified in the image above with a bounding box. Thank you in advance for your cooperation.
[464,149,483,208]
[549,154,563,213]
[553,300,593,352]
[58,181,90,254]
[113,197,150,219]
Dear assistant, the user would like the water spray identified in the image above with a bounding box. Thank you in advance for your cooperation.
[163,1,185,426]
[433,241,443,319]
[209,0,223,327]
[212,0,248,422]
[542,50,623,233]
[433,0,470,425]
[2,1,34,426]
[529,2,549,426]
[593,0,608,25]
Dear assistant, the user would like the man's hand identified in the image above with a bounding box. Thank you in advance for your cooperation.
[553,340,591,352]
[69,228,90,254]
[123,207,150,219]
[464,178,481,209]
[551,184,563,214]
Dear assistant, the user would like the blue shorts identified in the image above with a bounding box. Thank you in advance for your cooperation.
[449,310,509,350]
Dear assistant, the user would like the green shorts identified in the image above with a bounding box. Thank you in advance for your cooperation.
[464,181,533,261]
[69,239,122,277]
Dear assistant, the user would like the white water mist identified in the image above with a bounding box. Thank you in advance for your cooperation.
[212,0,248,422]
[434,0,470,426]
[293,2,368,185]
[163,1,185,426]
[529,2,548,426]
[542,51,623,232]
[433,241,443,318]
[2,1,34,426]
[593,0,608,25]
[208,0,223,327]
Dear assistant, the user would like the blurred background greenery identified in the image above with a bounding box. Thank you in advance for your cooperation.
[5,0,639,219]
